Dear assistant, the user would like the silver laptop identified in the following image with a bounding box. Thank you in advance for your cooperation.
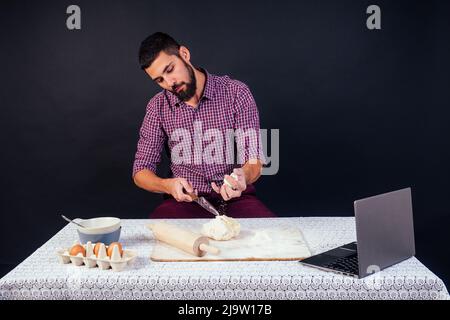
[299,188,416,278]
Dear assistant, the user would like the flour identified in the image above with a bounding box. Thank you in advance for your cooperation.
[201,215,241,240]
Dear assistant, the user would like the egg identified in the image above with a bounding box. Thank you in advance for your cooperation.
[93,243,104,257]
[69,244,86,257]
[107,242,123,257]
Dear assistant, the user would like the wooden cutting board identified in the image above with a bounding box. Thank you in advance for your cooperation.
[150,224,311,262]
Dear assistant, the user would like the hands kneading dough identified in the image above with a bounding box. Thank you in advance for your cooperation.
[201,215,241,241]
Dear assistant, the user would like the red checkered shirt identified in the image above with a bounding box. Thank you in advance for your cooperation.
[132,69,264,193]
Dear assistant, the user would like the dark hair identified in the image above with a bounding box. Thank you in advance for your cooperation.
[138,32,180,70]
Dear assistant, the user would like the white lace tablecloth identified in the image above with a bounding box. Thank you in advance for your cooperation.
[0,218,448,300]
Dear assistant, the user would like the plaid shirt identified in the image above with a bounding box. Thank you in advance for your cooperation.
[132,69,264,193]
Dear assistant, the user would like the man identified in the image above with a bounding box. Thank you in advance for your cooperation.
[133,32,276,218]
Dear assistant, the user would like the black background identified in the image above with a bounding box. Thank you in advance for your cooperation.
[1,0,449,286]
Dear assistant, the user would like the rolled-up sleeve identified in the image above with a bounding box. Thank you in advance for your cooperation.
[234,84,266,165]
[132,97,166,177]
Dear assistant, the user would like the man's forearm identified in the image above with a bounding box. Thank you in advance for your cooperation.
[133,169,169,194]
[135,161,262,194]
[242,159,263,185]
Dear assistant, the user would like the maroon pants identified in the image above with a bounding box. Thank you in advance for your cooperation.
[150,184,277,219]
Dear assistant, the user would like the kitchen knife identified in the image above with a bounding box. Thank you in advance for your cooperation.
[186,192,221,216]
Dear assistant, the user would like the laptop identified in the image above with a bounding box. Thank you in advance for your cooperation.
[299,188,416,278]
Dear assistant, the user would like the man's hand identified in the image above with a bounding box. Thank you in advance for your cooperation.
[211,168,247,201]
[164,177,195,202]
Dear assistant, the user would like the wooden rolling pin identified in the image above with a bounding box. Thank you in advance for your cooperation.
[147,222,220,257]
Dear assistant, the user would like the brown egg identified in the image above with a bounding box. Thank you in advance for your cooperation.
[69,244,86,257]
[107,242,123,257]
[93,243,104,257]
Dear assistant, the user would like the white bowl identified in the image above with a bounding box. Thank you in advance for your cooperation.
[76,217,121,235]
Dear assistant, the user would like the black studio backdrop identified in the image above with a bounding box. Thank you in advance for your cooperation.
[1,0,449,285]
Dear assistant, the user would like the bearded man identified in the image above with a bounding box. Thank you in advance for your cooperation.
[133,32,276,218]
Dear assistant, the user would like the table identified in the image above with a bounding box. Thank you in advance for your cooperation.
[0,218,448,300]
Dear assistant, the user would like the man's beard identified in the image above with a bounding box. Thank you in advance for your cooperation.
[172,61,197,101]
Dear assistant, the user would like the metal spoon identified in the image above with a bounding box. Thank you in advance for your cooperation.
[61,214,85,228]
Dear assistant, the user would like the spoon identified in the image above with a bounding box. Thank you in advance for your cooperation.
[61,214,85,228]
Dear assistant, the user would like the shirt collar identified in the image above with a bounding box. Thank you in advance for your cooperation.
[164,67,215,109]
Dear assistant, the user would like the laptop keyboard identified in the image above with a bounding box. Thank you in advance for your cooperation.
[323,254,359,275]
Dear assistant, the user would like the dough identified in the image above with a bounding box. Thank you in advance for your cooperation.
[223,173,238,188]
[201,215,240,241]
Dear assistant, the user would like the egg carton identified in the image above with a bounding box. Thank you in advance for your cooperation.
[56,241,137,272]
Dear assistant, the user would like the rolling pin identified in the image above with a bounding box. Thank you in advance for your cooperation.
[147,222,220,257]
